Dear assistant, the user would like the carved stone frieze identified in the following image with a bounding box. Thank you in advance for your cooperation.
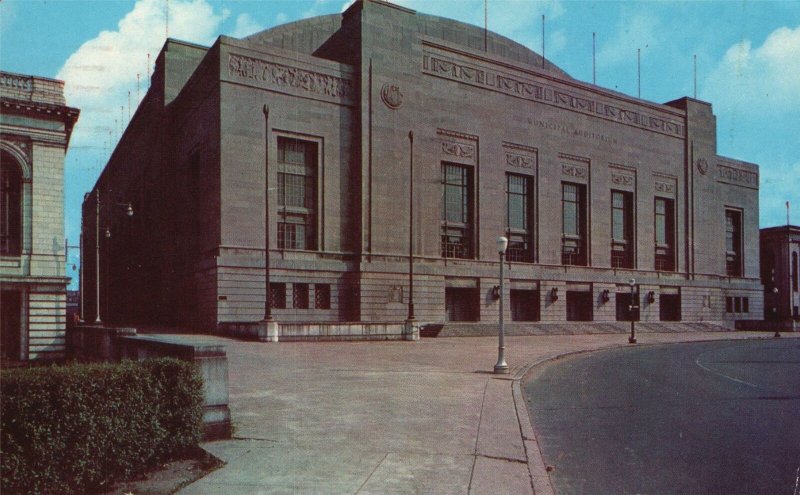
[506,153,533,169]
[562,164,588,178]
[422,47,684,138]
[611,173,634,187]
[654,181,675,194]
[441,141,475,159]
[717,163,758,189]
[227,53,354,103]
[427,56,486,84]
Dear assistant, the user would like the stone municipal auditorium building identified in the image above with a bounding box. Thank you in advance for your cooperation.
[83,0,762,339]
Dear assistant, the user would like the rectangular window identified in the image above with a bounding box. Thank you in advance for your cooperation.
[725,209,743,276]
[314,284,331,309]
[506,174,532,262]
[441,163,473,259]
[611,190,633,268]
[270,283,286,309]
[293,283,309,309]
[562,183,587,266]
[1,158,22,256]
[277,137,316,250]
[725,296,749,314]
[655,197,675,271]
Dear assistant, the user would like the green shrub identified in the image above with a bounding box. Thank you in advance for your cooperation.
[0,358,203,494]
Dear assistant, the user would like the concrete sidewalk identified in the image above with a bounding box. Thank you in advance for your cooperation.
[176,331,795,494]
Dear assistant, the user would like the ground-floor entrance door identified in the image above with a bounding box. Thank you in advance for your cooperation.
[445,288,479,321]
[1,290,22,360]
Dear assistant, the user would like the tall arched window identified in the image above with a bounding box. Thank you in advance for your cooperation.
[792,251,798,292]
[1,151,22,256]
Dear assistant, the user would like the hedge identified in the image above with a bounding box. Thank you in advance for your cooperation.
[0,358,203,495]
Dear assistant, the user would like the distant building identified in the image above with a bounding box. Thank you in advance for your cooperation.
[83,0,761,339]
[1,71,79,360]
[760,225,800,321]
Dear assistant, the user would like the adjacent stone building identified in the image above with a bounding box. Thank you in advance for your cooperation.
[760,225,800,322]
[1,71,79,360]
[83,0,762,339]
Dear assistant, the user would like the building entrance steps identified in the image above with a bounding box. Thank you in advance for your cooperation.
[433,321,733,337]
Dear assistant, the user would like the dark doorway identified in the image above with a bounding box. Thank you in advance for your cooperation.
[1,290,22,360]
[445,288,479,321]
[616,292,640,321]
[660,293,681,321]
[511,289,540,321]
[566,291,593,321]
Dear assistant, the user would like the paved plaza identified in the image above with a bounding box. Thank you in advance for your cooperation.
[171,331,796,494]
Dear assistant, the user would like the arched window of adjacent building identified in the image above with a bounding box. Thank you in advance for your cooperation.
[793,252,798,292]
[1,151,23,256]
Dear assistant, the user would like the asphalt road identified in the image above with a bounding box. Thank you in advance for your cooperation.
[524,338,800,494]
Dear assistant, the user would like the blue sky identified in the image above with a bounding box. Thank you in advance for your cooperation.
[1,0,798,289]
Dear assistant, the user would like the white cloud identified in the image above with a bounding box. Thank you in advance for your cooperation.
[56,0,227,153]
[231,13,265,38]
[705,25,800,111]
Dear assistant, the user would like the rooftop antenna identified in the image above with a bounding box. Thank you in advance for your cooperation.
[788,201,791,226]
[165,0,169,39]
[483,0,487,52]
[541,15,545,69]
[147,53,151,86]
[592,32,596,84]
[637,48,641,98]
[693,54,697,99]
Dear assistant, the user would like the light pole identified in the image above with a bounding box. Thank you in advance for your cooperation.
[407,130,415,321]
[773,287,780,338]
[494,236,509,374]
[628,278,638,344]
[94,191,133,324]
[262,105,273,322]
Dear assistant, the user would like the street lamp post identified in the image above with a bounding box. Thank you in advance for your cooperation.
[407,130,415,321]
[94,191,133,324]
[494,236,509,374]
[262,105,273,322]
[773,287,780,338]
[628,278,638,344]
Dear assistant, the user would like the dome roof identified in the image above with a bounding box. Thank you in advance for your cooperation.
[243,8,571,79]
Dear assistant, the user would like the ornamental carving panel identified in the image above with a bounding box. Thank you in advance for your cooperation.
[380,83,403,109]
[611,173,634,186]
[562,164,588,178]
[506,153,533,169]
[654,181,675,194]
[228,54,353,103]
[441,141,475,159]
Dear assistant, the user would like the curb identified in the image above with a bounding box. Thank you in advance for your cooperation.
[508,333,797,495]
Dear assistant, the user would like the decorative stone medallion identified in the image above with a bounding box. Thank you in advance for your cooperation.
[380,83,403,109]
[696,157,708,175]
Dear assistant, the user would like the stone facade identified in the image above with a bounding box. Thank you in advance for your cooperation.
[83,0,762,336]
[760,225,800,321]
[1,71,79,360]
